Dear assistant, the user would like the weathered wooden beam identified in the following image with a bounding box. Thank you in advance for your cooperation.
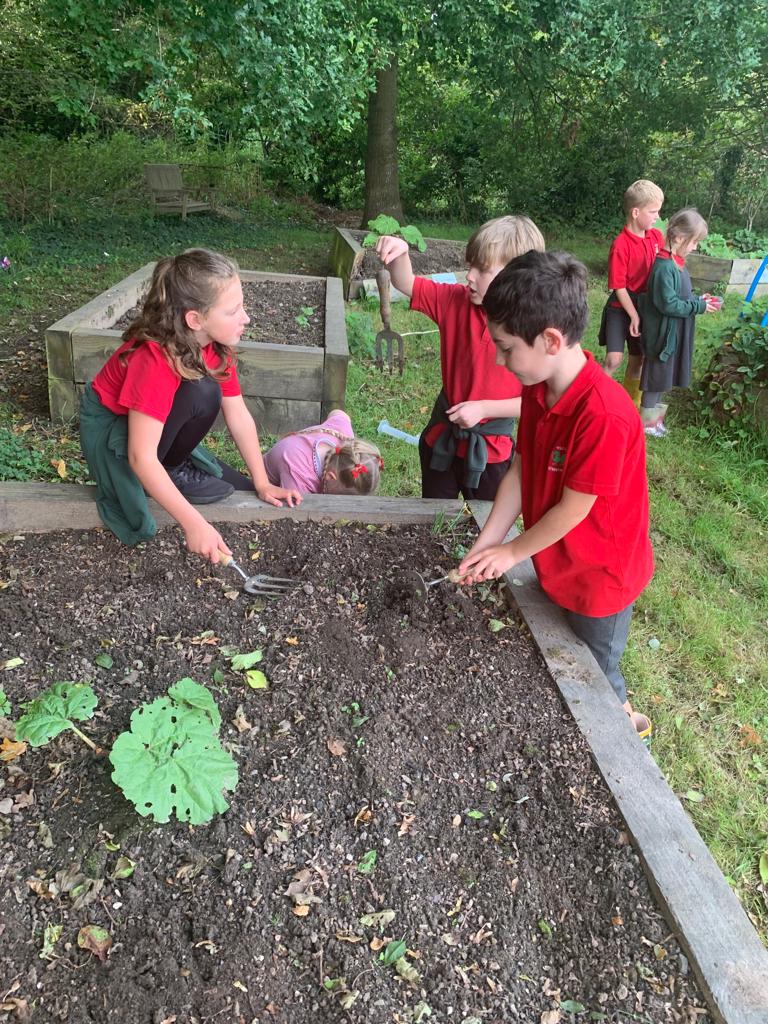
[323,276,349,416]
[0,483,462,535]
[469,501,768,1024]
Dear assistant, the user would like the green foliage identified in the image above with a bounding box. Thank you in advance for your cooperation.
[15,682,97,747]
[698,305,768,436]
[700,230,768,259]
[110,678,236,824]
[363,215,427,252]
[0,687,11,716]
[378,939,407,966]
[295,305,315,327]
[0,426,52,481]
[345,310,377,360]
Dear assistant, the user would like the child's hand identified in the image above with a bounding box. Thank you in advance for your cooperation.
[185,522,230,564]
[257,483,302,508]
[376,235,409,265]
[628,313,641,337]
[704,295,722,313]
[459,543,519,583]
[446,400,486,429]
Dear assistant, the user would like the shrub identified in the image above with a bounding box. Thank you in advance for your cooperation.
[698,304,768,436]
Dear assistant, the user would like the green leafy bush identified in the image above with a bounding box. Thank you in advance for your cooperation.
[0,427,52,481]
[698,304,768,436]
[110,678,238,825]
[345,310,377,360]
[699,230,768,260]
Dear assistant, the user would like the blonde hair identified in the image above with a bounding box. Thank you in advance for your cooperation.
[465,215,545,271]
[623,179,664,216]
[666,208,708,248]
[322,438,383,495]
[121,248,239,381]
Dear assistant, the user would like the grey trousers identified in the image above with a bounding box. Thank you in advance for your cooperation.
[564,602,635,704]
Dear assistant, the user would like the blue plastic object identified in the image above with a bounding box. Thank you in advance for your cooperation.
[377,419,420,446]
[740,254,768,327]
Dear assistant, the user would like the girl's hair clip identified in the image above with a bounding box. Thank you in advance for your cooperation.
[351,463,369,479]
[334,445,342,454]
[377,456,384,470]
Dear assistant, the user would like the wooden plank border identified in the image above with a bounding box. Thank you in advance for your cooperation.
[0,483,463,534]
[469,501,768,1024]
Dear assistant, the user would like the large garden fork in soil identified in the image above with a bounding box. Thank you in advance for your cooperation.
[218,552,300,597]
[375,269,405,374]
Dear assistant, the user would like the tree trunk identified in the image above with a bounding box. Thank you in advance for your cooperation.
[362,58,404,227]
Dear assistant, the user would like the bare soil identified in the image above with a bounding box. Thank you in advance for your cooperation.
[0,519,709,1024]
[113,279,326,349]
[347,232,467,281]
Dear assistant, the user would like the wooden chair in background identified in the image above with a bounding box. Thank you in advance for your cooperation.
[143,164,215,220]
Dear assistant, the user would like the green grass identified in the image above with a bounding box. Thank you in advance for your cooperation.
[2,209,767,938]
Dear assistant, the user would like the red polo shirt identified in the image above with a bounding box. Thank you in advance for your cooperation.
[411,277,522,463]
[93,339,240,422]
[608,226,664,307]
[517,351,654,616]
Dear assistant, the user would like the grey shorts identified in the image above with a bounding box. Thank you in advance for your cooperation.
[563,602,635,704]
[598,304,644,358]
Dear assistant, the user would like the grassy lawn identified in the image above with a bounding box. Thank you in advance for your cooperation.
[1,210,767,938]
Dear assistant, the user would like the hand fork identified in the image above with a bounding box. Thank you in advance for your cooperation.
[218,553,299,596]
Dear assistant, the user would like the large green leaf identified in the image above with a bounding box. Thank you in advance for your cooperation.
[367,214,400,236]
[16,682,97,747]
[399,224,427,252]
[110,680,237,824]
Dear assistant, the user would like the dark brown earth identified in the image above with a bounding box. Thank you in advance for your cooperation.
[113,279,327,349]
[0,520,709,1024]
[347,231,467,282]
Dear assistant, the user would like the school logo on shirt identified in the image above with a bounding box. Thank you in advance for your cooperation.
[548,446,566,472]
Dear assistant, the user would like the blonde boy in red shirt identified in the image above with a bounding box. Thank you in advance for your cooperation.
[460,250,653,739]
[600,179,665,407]
[376,216,544,500]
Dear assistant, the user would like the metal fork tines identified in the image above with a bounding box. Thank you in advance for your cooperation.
[227,559,299,596]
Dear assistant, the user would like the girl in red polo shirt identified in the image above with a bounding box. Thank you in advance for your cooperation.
[80,249,300,561]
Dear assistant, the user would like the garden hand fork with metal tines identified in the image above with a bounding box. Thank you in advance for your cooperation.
[218,552,300,596]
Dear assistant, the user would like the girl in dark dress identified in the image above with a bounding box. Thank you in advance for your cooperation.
[639,209,720,437]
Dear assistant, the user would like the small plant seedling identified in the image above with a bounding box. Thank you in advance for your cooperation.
[362,214,427,253]
[295,305,315,327]
[341,701,369,729]
[110,677,238,825]
[0,686,11,716]
[15,682,99,751]
[357,849,378,874]
[378,938,407,966]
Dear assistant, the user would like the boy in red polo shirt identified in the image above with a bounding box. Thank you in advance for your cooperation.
[460,249,654,739]
[376,216,545,499]
[599,179,665,407]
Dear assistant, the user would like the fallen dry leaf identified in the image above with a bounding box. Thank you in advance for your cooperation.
[285,636,299,646]
[327,737,346,757]
[0,738,27,762]
[540,1011,562,1024]
[77,924,112,961]
[370,936,385,951]
[398,813,416,836]
[293,904,310,917]
[354,806,372,826]
[232,706,252,733]
[739,724,762,747]
[50,458,67,479]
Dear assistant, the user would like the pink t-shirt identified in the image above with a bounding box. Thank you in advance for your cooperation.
[263,410,353,493]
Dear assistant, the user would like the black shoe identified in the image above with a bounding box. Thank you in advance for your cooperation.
[166,458,234,504]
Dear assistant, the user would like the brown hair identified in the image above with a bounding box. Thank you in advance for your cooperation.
[665,208,708,248]
[465,215,545,271]
[120,248,239,381]
[321,438,383,495]
[623,179,664,216]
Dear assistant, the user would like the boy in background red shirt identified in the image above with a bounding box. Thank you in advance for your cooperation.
[376,216,544,500]
[599,179,665,407]
[460,250,654,740]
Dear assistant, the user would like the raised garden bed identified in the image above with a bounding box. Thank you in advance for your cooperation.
[330,227,467,300]
[2,484,768,1024]
[45,266,348,435]
[686,253,768,298]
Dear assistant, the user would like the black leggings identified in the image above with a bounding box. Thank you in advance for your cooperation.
[159,378,255,491]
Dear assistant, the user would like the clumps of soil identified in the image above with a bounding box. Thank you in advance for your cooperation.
[348,230,467,280]
[0,520,709,1023]
[113,279,326,348]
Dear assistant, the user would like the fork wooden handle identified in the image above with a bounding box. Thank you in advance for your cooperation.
[377,268,392,327]
[216,549,233,567]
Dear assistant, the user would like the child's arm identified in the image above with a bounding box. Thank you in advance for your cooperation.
[375,236,415,298]
[460,457,523,557]
[446,397,522,428]
[613,287,640,337]
[460,483,597,582]
[127,410,232,563]
[221,395,301,507]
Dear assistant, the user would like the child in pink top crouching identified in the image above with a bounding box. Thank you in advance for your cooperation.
[263,410,383,495]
